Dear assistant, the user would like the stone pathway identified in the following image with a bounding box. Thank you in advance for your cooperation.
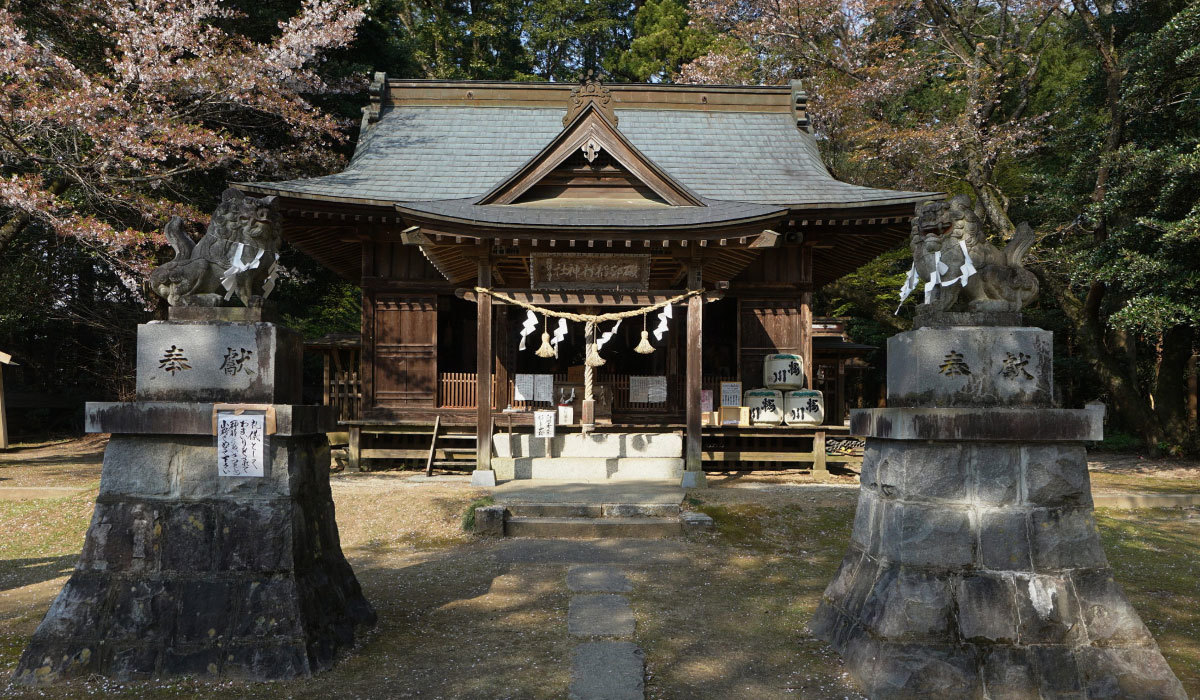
[566,564,645,700]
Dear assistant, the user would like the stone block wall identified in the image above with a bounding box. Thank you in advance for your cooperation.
[811,438,1185,699]
[812,319,1186,699]
[14,435,375,684]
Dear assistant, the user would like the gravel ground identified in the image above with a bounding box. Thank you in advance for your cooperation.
[0,436,1198,698]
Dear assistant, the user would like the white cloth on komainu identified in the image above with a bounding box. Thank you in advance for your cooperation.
[221,242,266,300]
[896,240,976,313]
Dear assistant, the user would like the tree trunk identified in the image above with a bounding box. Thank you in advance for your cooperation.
[1041,275,1164,451]
[1153,325,1195,448]
[0,179,69,256]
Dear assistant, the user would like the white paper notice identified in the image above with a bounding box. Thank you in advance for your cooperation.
[534,374,554,403]
[629,376,648,403]
[514,374,534,402]
[557,405,574,425]
[646,376,667,403]
[701,389,713,413]
[534,410,556,438]
[216,412,265,477]
[720,382,743,407]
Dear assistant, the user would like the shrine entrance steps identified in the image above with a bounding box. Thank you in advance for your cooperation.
[483,480,713,539]
[491,432,683,482]
[344,420,478,472]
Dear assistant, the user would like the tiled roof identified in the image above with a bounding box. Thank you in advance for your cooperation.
[396,197,785,228]
[242,106,933,208]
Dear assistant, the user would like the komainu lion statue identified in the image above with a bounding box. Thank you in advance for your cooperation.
[909,194,1039,313]
[149,188,282,307]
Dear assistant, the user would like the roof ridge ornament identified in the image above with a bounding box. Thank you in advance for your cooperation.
[565,70,617,126]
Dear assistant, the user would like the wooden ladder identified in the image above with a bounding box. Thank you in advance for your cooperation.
[424,415,440,476]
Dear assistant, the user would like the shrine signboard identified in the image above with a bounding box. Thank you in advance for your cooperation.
[530,253,650,291]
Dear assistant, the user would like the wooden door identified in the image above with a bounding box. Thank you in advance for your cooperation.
[739,298,804,389]
[370,295,437,408]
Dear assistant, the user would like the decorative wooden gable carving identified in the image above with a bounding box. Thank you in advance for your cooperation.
[479,100,703,207]
[564,73,617,126]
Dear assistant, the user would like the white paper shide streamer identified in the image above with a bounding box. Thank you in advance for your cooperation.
[551,318,568,357]
[221,242,266,300]
[652,303,672,341]
[896,241,979,313]
[922,250,950,304]
[896,263,920,313]
[596,320,621,350]
[518,310,538,351]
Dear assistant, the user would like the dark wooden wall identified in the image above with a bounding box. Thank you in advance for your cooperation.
[732,243,814,389]
[361,241,452,415]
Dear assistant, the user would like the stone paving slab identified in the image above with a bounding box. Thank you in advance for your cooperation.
[494,538,687,565]
[569,595,635,637]
[568,565,632,593]
[493,479,683,505]
[570,641,645,700]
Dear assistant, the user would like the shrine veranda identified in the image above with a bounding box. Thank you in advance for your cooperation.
[237,77,931,480]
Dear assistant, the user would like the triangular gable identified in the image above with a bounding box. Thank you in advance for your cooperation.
[479,102,704,207]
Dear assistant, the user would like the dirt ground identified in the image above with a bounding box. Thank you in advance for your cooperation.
[0,437,1198,698]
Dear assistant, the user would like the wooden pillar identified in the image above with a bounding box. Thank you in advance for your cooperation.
[494,305,511,411]
[836,358,847,426]
[684,255,706,487]
[347,426,361,472]
[812,428,829,481]
[474,253,494,478]
[800,289,814,390]
[0,361,8,450]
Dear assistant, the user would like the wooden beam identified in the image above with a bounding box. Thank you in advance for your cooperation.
[455,289,724,306]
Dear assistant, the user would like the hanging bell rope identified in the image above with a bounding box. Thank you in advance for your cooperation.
[534,314,556,358]
[634,313,654,354]
[584,320,605,367]
[473,287,702,323]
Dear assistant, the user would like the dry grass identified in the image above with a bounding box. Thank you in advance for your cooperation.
[0,438,1197,698]
[0,436,106,489]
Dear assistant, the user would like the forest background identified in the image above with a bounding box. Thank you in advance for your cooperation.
[0,0,1196,454]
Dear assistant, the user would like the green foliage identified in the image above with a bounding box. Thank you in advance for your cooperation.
[612,0,711,82]
[461,495,496,532]
[524,0,635,80]
[1097,431,1146,453]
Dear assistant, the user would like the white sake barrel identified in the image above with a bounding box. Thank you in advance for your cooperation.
[784,389,824,426]
[745,388,784,425]
[763,353,805,390]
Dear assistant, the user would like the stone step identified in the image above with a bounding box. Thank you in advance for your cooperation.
[504,503,680,519]
[505,516,682,539]
[494,432,682,459]
[496,457,684,481]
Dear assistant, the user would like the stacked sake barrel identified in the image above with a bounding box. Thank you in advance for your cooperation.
[744,354,824,426]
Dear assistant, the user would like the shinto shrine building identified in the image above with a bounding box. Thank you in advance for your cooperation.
[238,76,935,480]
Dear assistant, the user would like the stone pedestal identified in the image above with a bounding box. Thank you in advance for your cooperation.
[810,318,1185,699]
[13,317,375,685]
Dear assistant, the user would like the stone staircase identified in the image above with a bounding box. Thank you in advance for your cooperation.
[491,432,683,481]
[479,480,713,539]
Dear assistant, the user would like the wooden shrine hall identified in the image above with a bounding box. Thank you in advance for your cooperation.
[239,75,935,483]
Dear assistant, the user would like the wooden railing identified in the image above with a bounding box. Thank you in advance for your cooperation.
[318,367,740,417]
[438,372,480,409]
[436,372,738,413]
[323,350,363,422]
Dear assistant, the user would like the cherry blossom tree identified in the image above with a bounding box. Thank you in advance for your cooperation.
[681,0,1059,233]
[0,0,365,293]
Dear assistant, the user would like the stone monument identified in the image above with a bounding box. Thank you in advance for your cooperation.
[809,199,1186,699]
[12,190,375,685]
